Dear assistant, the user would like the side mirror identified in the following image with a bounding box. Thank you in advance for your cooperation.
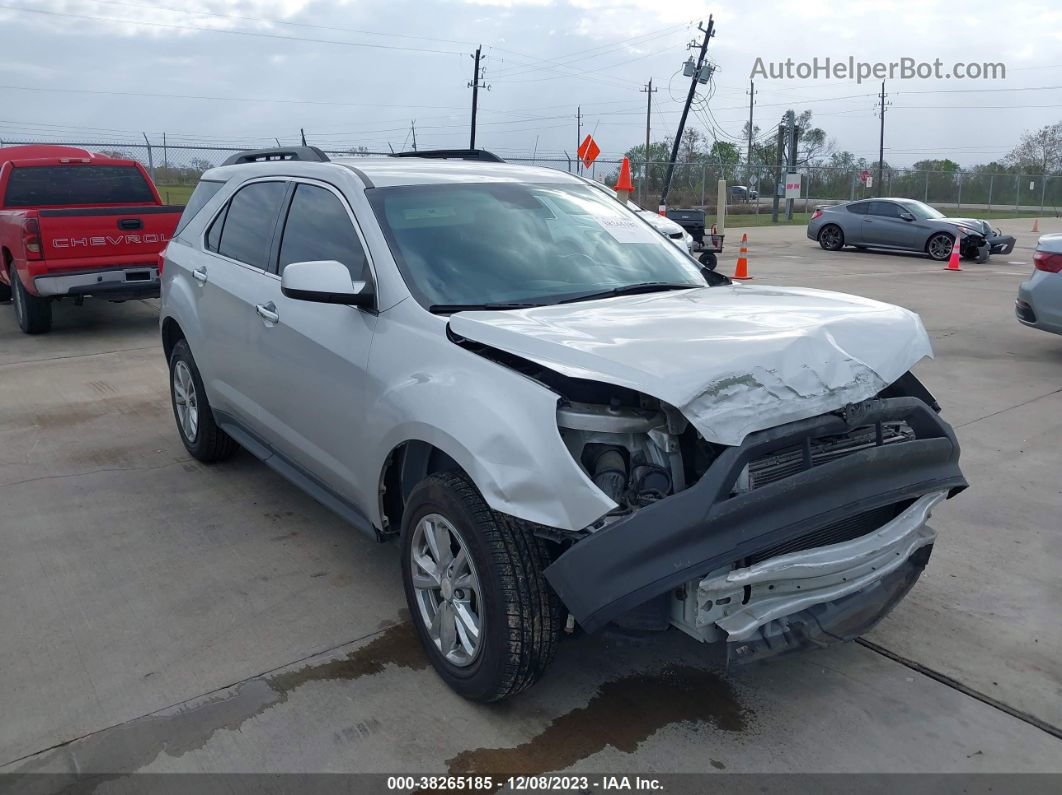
[281,260,374,308]
[899,212,915,221]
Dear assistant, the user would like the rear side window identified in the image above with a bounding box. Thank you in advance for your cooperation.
[868,201,902,218]
[175,180,223,235]
[4,165,155,207]
[846,202,869,215]
[215,181,287,270]
[278,184,369,280]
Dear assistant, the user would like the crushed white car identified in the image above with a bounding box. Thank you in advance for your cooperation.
[160,147,966,702]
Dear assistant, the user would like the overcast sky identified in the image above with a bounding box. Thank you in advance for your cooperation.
[1,0,1060,168]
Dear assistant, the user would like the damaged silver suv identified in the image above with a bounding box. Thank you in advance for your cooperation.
[160,147,966,702]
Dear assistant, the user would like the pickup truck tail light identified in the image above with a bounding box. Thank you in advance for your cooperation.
[22,218,43,260]
[1033,250,1062,273]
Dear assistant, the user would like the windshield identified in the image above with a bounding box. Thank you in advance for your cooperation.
[367,182,704,310]
[900,200,945,220]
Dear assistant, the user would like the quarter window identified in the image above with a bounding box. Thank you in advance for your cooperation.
[846,202,869,215]
[215,181,288,269]
[278,184,369,280]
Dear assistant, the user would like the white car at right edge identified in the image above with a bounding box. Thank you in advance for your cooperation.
[159,146,967,702]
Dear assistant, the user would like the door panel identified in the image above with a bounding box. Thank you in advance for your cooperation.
[244,182,379,508]
[198,179,289,432]
[244,275,378,506]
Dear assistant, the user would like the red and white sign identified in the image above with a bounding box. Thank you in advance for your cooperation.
[860,169,871,185]
[578,135,600,168]
[784,173,802,199]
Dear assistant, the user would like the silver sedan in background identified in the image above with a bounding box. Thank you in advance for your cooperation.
[807,198,1015,262]
[1016,233,1062,336]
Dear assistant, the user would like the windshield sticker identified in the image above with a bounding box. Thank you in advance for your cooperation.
[402,206,457,221]
[596,215,657,244]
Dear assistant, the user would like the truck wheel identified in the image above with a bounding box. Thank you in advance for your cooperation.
[10,264,52,334]
[401,471,563,702]
[698,250,718,270]
[168,339,237,462]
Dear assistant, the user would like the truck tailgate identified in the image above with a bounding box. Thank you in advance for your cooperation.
[37,205,181,268]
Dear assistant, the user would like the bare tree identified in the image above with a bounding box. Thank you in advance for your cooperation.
[1006,121,1062,174]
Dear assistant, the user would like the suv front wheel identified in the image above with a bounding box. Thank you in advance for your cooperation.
[401,471,563,702]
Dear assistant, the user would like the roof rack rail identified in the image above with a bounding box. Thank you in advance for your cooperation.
[222,146,330,166]
[391,149,505,163]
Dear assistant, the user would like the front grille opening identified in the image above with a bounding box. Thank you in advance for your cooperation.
[746,502,906,566]
[745,421,914,491]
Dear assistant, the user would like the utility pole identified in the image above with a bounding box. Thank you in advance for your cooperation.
[784,111,800,220]
[410,120,417,151]
[876,80,889,197]
[746,79,756,196]
[468,46,487,149]
[576,106,582,174]
[640,79,657,206]
[660,15,715,212]
[771,123,785,223]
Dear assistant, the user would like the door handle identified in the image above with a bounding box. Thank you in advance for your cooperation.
[255,302,279,324]
[192,267,208,283]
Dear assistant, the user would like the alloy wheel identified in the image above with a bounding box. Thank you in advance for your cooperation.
[410,512,483,667]
[172,360,199,443]
[929,234,953,260]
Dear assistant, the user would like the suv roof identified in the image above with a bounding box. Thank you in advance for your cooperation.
[203,156,586,189]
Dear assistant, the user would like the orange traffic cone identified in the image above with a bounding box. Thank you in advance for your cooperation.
[944,234,962,271]
[613,157,634,193]
[1031,218,1040,233]
[732,233,752,280]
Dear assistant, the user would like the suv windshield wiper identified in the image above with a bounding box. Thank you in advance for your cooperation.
[428,302,546,314]
[556,282,698,304]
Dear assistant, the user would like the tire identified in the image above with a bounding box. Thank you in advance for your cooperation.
[818,224,844,251]
[698,250,718,270]
[168,339,237,462]
[10,264,52,334]
[401,471,563,702]
[926,232,955,262]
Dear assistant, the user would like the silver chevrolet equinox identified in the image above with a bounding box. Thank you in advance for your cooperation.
[160,147,966,702]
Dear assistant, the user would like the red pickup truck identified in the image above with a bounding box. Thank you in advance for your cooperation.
[0,145,181,334]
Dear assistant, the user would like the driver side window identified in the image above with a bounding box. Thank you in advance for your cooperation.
[869,201,902,218]
[278,184,369,281]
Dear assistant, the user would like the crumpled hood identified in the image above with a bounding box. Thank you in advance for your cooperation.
[941,217,990,235]
[449,284,933,447]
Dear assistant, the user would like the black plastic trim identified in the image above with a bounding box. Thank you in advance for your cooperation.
[544,397,967,633]
[391,149,505,163]
[38,205,183,217]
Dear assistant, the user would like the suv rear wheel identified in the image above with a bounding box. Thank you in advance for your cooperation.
[10,264,52,334]
[168,339,237,462]
[401,471,563,702]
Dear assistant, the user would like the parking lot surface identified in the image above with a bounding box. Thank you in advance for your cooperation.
[2,218,1060,776]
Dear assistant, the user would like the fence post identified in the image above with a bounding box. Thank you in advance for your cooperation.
[956,170,962,211]
[700,163,706,207]
[924,171,929,202]
[987,174,993,211]
[141,132,154,182]
[1040,176,1046,215]
[1015,174,1020,212]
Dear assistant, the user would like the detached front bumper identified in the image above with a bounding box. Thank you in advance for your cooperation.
[988,234,1016,256]
[34,266,160,299]
[544,396,967,634]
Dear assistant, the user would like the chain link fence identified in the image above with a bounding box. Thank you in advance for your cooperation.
[5,137,1060,216]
